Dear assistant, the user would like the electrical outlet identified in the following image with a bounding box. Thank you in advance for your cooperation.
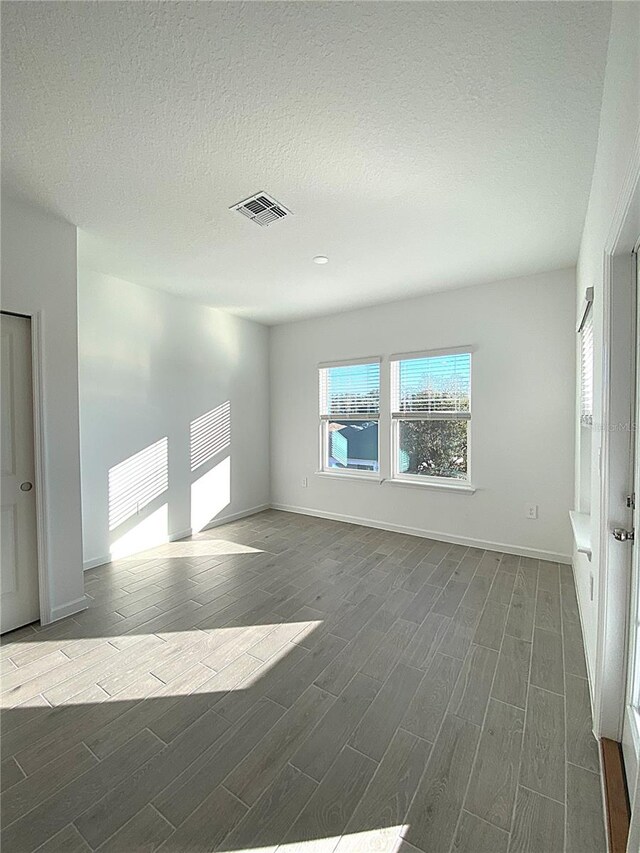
[301,477,308,488]
[525,503,538,520]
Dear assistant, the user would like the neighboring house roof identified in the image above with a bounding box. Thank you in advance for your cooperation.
[332,423,378,463]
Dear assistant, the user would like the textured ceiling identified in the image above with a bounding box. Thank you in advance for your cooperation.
[1,2,611,324]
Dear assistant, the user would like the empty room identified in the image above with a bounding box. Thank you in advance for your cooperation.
[1,2,640,852]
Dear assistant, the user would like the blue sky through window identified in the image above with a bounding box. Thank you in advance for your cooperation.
[399,353,470,396]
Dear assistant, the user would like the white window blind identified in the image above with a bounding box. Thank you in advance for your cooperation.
[580,309,594,426]
[391,352,471,417]
[319,361,380,418]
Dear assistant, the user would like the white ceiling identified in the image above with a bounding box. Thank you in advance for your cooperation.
[1,2,611,325]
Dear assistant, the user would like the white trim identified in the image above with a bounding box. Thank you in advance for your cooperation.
[315,470,381,482]
[169,527,193,542]
[270,502,572,563]
[594,126,640,742]
[84,555,110,571]
[29,312,54,625]
[49,595,89,622]
[0,310,56,625]
[391,411,471,421]
[83,505,271,570]
[384,477,476,494]
[318,355,382,369]
[199,503,271,532]
[569,511,592,560]
[571,555,597,705]
[389,344,474,362]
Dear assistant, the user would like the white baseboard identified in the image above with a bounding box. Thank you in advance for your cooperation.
[170,527,193,542]
[47,595,89,623]
[82,505,270,571]
[270,502,573,564]
[83,555,110,571]
[200,503,271,532]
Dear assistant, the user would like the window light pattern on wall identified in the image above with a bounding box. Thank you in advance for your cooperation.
[190,401,231,471]
[319,361,380,417]
[108,437,168,531]
[394,352,471,415]
[580,309,594,426]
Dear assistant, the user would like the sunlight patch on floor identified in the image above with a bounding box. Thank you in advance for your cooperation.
[157,538,264,557]
[1,621,322,708]
[218,827,408,853]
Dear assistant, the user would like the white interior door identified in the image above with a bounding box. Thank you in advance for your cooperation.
[1,313,39,633]
[625,247,640,803]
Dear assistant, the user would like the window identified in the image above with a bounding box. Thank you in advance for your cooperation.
[319,358,380,475]
[391,348,471,482]
[580,303,594,426]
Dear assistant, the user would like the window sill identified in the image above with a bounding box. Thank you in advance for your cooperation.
[569,510,592,560]
[384,478,476,494]
[315,470,381,483]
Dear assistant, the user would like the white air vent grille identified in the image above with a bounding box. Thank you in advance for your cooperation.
[231,192,292,227]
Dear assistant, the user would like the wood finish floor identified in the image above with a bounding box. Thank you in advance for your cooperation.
[1,510,605,853]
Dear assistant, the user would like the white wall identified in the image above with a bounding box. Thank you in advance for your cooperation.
[270,268,576,561]
[1,194,85,620]
[574,3,640,719]
[78,268,270,567]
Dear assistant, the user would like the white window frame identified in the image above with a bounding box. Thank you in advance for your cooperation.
[318,357,381,480]
[390,346,473,486]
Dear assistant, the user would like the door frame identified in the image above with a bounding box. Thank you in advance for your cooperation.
[594,130,640,812]
[1,309,52,625]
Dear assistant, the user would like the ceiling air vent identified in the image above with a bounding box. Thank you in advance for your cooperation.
[231,192,292,227]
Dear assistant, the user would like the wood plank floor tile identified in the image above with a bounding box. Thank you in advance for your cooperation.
[473,600,508,651]
[219,762,317,853]
[0,756,25,792]
[565,674,599,773]
[94,804,173,853]
[282,745,378,853]
[530,627,564,697]
[401,653,463,742]
[35,824,92,853]
[465,698,525,830]
[437,607,481,660]
[535,587,562,633]
[153,696,284,827]
[566,763,607,853]
[449,644,498,726]
[360,619,417,683]
[492,635,531,710]
[520,685,565,803]
[509,786,564,853]
[403,714,480,853]
[75,708,232,849]
[224,684,335,806]
[452,811,509,853]
[1,730,164,853]
[157,784,247,852]
[290,673,380,782]
[335,729,432,853]
[350,663,423,762]
[563,615,589,679]
[0,511,604,853]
